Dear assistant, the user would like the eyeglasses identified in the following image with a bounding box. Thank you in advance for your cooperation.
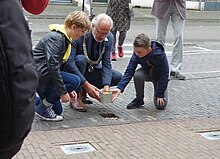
[95,28,109,36]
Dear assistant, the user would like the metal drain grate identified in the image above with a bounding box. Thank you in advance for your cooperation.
[200,131,220,140]
[60,143,96,155]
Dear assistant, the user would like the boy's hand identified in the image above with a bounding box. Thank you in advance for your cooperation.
[155,97,166,106]
[109,88,121,102]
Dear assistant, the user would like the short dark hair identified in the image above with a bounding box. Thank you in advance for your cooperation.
[133,33,151,48]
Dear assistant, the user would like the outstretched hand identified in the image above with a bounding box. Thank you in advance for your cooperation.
[109,88,121,102]
[84,82,101,100]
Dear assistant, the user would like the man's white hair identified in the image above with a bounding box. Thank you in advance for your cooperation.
[91,13,113,29]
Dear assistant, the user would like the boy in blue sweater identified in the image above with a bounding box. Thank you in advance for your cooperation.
[111,33,169,110]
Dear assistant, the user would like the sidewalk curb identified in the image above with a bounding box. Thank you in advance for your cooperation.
[28,14,220,23]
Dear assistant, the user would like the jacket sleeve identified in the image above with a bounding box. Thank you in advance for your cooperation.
[101,34,113,86]
[117,53,138,92]
[155,54,169,98]
[62,40,86,83]
[44,33,67,95]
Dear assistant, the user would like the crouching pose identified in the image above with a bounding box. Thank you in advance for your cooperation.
[62,13,122,112]
[111,33,169,110]
[34,11,91,121]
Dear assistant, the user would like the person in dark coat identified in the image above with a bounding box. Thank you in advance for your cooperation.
[106,0,131,60]
[0,0,48,158]
[111,33,169,110]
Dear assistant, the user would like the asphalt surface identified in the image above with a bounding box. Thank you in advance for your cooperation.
[13,4,220,159]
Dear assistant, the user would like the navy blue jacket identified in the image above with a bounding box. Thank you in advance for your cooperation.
[117,41,169,98]
[64,32,114,86]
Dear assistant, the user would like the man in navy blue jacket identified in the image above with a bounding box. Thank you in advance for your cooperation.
[62,13,122,111]
[111,33,169,110]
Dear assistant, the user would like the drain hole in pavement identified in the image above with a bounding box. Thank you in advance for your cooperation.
[60,142,96,155]
[200,131,220,140]
[100,113,119,119]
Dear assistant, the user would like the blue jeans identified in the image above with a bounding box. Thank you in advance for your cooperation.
[36,71,81,114]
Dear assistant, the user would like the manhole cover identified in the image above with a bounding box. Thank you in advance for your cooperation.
[200,131,220,140]
[60,143,96,155]
[100,113,119,119]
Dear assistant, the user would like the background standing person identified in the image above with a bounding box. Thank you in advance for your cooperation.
[106,0,131,61]
[0,0,48,158]
[84,0,95,20]
[151,0,186,80]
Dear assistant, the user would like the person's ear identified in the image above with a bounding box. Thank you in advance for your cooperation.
[147,47,152,53]
[72,24,77,30]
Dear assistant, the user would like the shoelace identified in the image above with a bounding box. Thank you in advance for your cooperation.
[46,107,56,118]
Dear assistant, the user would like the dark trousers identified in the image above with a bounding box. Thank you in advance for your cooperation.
[133,68,168,109]
[76,55,122,89]
[0,0,38,158]
[111,30,127,52]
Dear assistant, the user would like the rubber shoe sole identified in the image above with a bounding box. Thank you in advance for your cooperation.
[35,112,63,121]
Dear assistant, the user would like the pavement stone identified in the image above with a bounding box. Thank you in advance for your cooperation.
[13,118,220,159]
[13,3,220,159]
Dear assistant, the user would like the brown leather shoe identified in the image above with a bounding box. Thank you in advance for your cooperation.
[81,88,93,104]
[71,99,87,112]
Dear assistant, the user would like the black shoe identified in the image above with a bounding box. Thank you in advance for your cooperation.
[127,98,144,109]
[170,71,185,80]
[82,97,93,104]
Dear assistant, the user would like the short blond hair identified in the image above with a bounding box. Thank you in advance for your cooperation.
[65,11,91,32]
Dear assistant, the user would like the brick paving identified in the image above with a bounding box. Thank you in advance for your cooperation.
[14,118,220,159]
[13,4,220,159]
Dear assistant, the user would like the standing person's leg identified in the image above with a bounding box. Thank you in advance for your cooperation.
[127,68,148,109]
[84,0,91,16]
[117,31,126,57]
[170,4,185,80]
[155,16,170,48]
[111,30,117,61]
[152,81,168,110]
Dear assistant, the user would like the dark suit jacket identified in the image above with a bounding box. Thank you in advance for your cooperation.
[151,0,186,19]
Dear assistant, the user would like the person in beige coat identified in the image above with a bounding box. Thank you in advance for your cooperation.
[151,0,186,80]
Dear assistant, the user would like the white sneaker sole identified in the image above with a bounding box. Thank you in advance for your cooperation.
[35,112,63,121]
